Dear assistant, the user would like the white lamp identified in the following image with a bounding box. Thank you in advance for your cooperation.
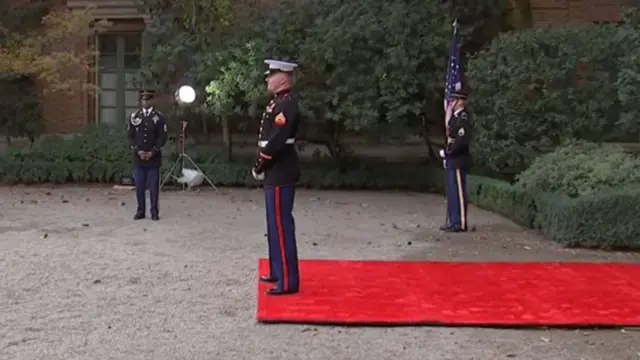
[176,85,196,104]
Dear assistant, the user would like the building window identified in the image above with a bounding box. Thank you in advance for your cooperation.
[96,33,143,125]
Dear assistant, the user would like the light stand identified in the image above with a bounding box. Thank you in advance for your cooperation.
[159,85,219,192]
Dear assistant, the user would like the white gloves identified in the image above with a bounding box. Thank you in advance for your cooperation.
[251,168,265,181]
[438,149,447,168]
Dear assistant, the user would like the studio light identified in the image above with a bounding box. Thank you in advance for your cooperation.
[176,85,196,104]
[161,83,218,192]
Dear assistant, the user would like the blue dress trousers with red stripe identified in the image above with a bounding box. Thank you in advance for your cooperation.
[253,89,301,294]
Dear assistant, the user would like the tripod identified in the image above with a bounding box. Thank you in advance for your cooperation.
[160,120,219,192]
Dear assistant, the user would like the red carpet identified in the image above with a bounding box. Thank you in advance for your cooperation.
[255,258,640,327]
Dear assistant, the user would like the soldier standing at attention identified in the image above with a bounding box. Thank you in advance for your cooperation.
[127,89,167,221]
[439,87,471,232]
[252,59,301,295]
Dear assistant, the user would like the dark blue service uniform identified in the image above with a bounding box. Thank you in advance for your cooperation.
[253,89,301,295]
[443,107,471,232]
[127,107,167,220]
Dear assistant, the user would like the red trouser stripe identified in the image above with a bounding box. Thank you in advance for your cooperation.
[274,186,289,291]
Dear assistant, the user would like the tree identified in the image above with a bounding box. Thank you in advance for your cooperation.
[204,40,267,159]
[138,0,235,90]
[467,25,626,175]
[0,2,108,143]
[144,0,512,164]
[0,4,108,92]
[616,2,640,141]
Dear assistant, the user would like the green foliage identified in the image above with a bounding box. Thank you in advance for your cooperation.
[467,24,628,174]
[299,0,449,135]
[1,129,639,250]
[514,141,640,197]
[468,177,640,250]
[203,41,267,118]
[0,2,50,143]
[541,186,640,249]
[0,124,130,184]
[138,0,234,90]
[616,7,640,137]
[0,75,42,142]
[141,0,511,147]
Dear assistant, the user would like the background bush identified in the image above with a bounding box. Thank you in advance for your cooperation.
[467,24,629,175]
[514,141,640,197]
[1,124,639,250]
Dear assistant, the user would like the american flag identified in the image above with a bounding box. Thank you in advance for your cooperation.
[444,20,461,128]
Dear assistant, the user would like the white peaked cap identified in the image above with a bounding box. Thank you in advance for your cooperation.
[264,59,298,73]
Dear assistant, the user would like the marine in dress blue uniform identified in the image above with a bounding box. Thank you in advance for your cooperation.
[127,90,167,221]
[439,88,471,232]
[252,59,301,295]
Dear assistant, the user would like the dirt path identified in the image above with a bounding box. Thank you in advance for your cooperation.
[1,187,639,360]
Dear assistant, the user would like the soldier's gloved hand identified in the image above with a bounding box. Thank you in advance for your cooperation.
[438,149,446,158]
[251,168,265,181]
[137,150,146,159]
[442,159,447,169]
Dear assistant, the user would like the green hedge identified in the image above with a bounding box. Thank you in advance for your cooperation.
[0,146,638,250]
[0,152,443,191]
[466,177,640,250]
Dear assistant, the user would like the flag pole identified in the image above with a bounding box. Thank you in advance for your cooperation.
[443,18,459,229]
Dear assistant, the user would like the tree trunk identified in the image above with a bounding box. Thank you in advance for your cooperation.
[421,113,439,161]
[201,112,209,140]
[221,116,233,161]
[509,0,533,28]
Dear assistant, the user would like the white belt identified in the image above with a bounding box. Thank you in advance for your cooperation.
[258,138,295,147]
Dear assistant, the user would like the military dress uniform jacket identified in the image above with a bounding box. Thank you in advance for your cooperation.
[445,108,472,169]
[127,109,167,167]
[256,90,301,186]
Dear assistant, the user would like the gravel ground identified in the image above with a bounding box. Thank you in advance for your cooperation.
[1,186,639,360]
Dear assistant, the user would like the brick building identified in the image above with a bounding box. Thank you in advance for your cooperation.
[39,0,621,133]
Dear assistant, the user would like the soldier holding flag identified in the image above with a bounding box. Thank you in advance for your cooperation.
[439,20,472,233]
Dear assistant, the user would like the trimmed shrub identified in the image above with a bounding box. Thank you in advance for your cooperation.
[1,125,639,250]
[467,24,626,175]
[467,175,538,228]
[541,186,640,249]
[514,141,640,198]
[470,176,640,250]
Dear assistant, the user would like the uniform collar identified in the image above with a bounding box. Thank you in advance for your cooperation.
[454,107,464,116]
[274,88,291,98]
[142,107,153,114]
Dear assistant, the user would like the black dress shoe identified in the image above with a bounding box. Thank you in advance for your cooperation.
[151,214,159,221]
[260,275,278,283]
[443,227,467,233]
[266,287,299,295]
[133,213,145,220]
[439,224,452,231]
